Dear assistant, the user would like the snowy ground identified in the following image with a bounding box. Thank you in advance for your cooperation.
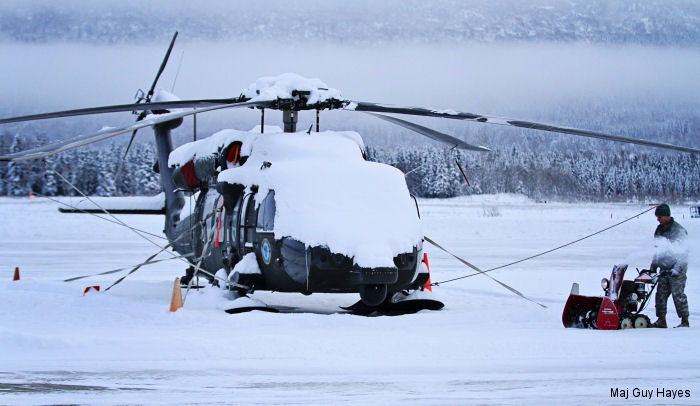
[1,195,698,405]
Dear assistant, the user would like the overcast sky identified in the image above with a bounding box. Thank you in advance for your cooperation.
[0,2,697,148]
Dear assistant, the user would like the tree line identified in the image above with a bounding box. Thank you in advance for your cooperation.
[1,132,697,202]
[0,134,161,197]
[368,145,699,202]
[368,146,700,202]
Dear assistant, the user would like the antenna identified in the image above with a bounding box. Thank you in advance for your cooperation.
[171,50,185,93]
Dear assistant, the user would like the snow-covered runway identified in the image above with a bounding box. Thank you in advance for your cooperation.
[1,196,698,405]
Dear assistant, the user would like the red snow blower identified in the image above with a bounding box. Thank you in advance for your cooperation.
[562,265,658,330]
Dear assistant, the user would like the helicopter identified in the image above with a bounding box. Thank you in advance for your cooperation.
[2,33,698,314]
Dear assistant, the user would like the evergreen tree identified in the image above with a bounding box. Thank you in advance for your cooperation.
[0,132,11,195]
[95,150,117,196]
[6,135,29,196]
[41,157,59,196]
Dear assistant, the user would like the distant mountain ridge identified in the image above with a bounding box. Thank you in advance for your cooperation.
[1,0,698,46]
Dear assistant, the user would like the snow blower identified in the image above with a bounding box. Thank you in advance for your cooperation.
[562,264,658,330]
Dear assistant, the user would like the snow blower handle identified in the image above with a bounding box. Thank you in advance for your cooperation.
[638,268,657,278]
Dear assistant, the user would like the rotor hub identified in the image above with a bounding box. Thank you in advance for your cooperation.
[241,73,345,112]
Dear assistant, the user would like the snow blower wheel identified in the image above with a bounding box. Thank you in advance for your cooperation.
[634,314,651,328]
[619,315,633,329]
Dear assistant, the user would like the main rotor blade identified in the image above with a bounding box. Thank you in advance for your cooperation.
[504,120,700,154]
[123,129,139,159]
[367,113,490,152]
[0,98,255,125]
[118,29,177,185]
[348,101,486,120]
[346,101,700,154]
[125,31,180,153]
[0,101,263,162]
[123,109,150,160]
[147,31,178,100]
[113,128,139,183]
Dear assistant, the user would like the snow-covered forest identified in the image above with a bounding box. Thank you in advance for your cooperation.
[369,146,699,201]
[1,0,698,46]
[0,135,161,197]
[1,132,697,202]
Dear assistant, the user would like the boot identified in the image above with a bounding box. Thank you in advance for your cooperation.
[674,316,689,328]
[652,316,667,328]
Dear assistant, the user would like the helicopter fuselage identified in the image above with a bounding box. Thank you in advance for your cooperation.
[168,126,426,305]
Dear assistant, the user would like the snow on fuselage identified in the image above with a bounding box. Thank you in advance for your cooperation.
[215,127,423,269]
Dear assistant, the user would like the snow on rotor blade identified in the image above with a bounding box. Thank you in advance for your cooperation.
[0,102,262,162]
[0,98,261,125]
[346,101,699,154]
[347,101,486,120]
[366,113,490,152]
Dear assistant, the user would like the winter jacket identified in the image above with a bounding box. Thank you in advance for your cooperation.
[650,218,688,275]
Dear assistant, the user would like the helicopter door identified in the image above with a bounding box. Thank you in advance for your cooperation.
[237,191,257,256]
[236,193,249,256]
[192,188,225,274]
[223,191,242,262]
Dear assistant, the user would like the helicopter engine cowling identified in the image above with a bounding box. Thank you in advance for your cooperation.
[172,156,218,190]
[172,141,248,191]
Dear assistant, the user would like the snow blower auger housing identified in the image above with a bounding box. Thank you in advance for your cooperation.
[562,265,658,330]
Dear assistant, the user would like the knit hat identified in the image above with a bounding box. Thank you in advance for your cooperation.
[655,204,671,217]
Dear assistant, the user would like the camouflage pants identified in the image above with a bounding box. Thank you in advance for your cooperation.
[655,272,689,318]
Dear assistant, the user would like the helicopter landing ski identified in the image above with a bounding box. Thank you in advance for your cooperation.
[223,296,279,314]
[217,290,442,316]
[341,290,445,316]
[220,297,442,316]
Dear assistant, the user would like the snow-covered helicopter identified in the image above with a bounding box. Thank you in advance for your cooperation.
[2,33,698,314]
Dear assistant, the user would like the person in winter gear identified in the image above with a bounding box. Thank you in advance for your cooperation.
[649,204,689,328]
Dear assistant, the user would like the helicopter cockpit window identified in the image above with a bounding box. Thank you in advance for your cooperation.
[257,190,276,232]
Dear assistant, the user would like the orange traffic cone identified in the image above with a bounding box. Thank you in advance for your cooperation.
[169,277,183,312]
[422,253,432,292]
[13,267,20,281]
[83,285,101,295]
